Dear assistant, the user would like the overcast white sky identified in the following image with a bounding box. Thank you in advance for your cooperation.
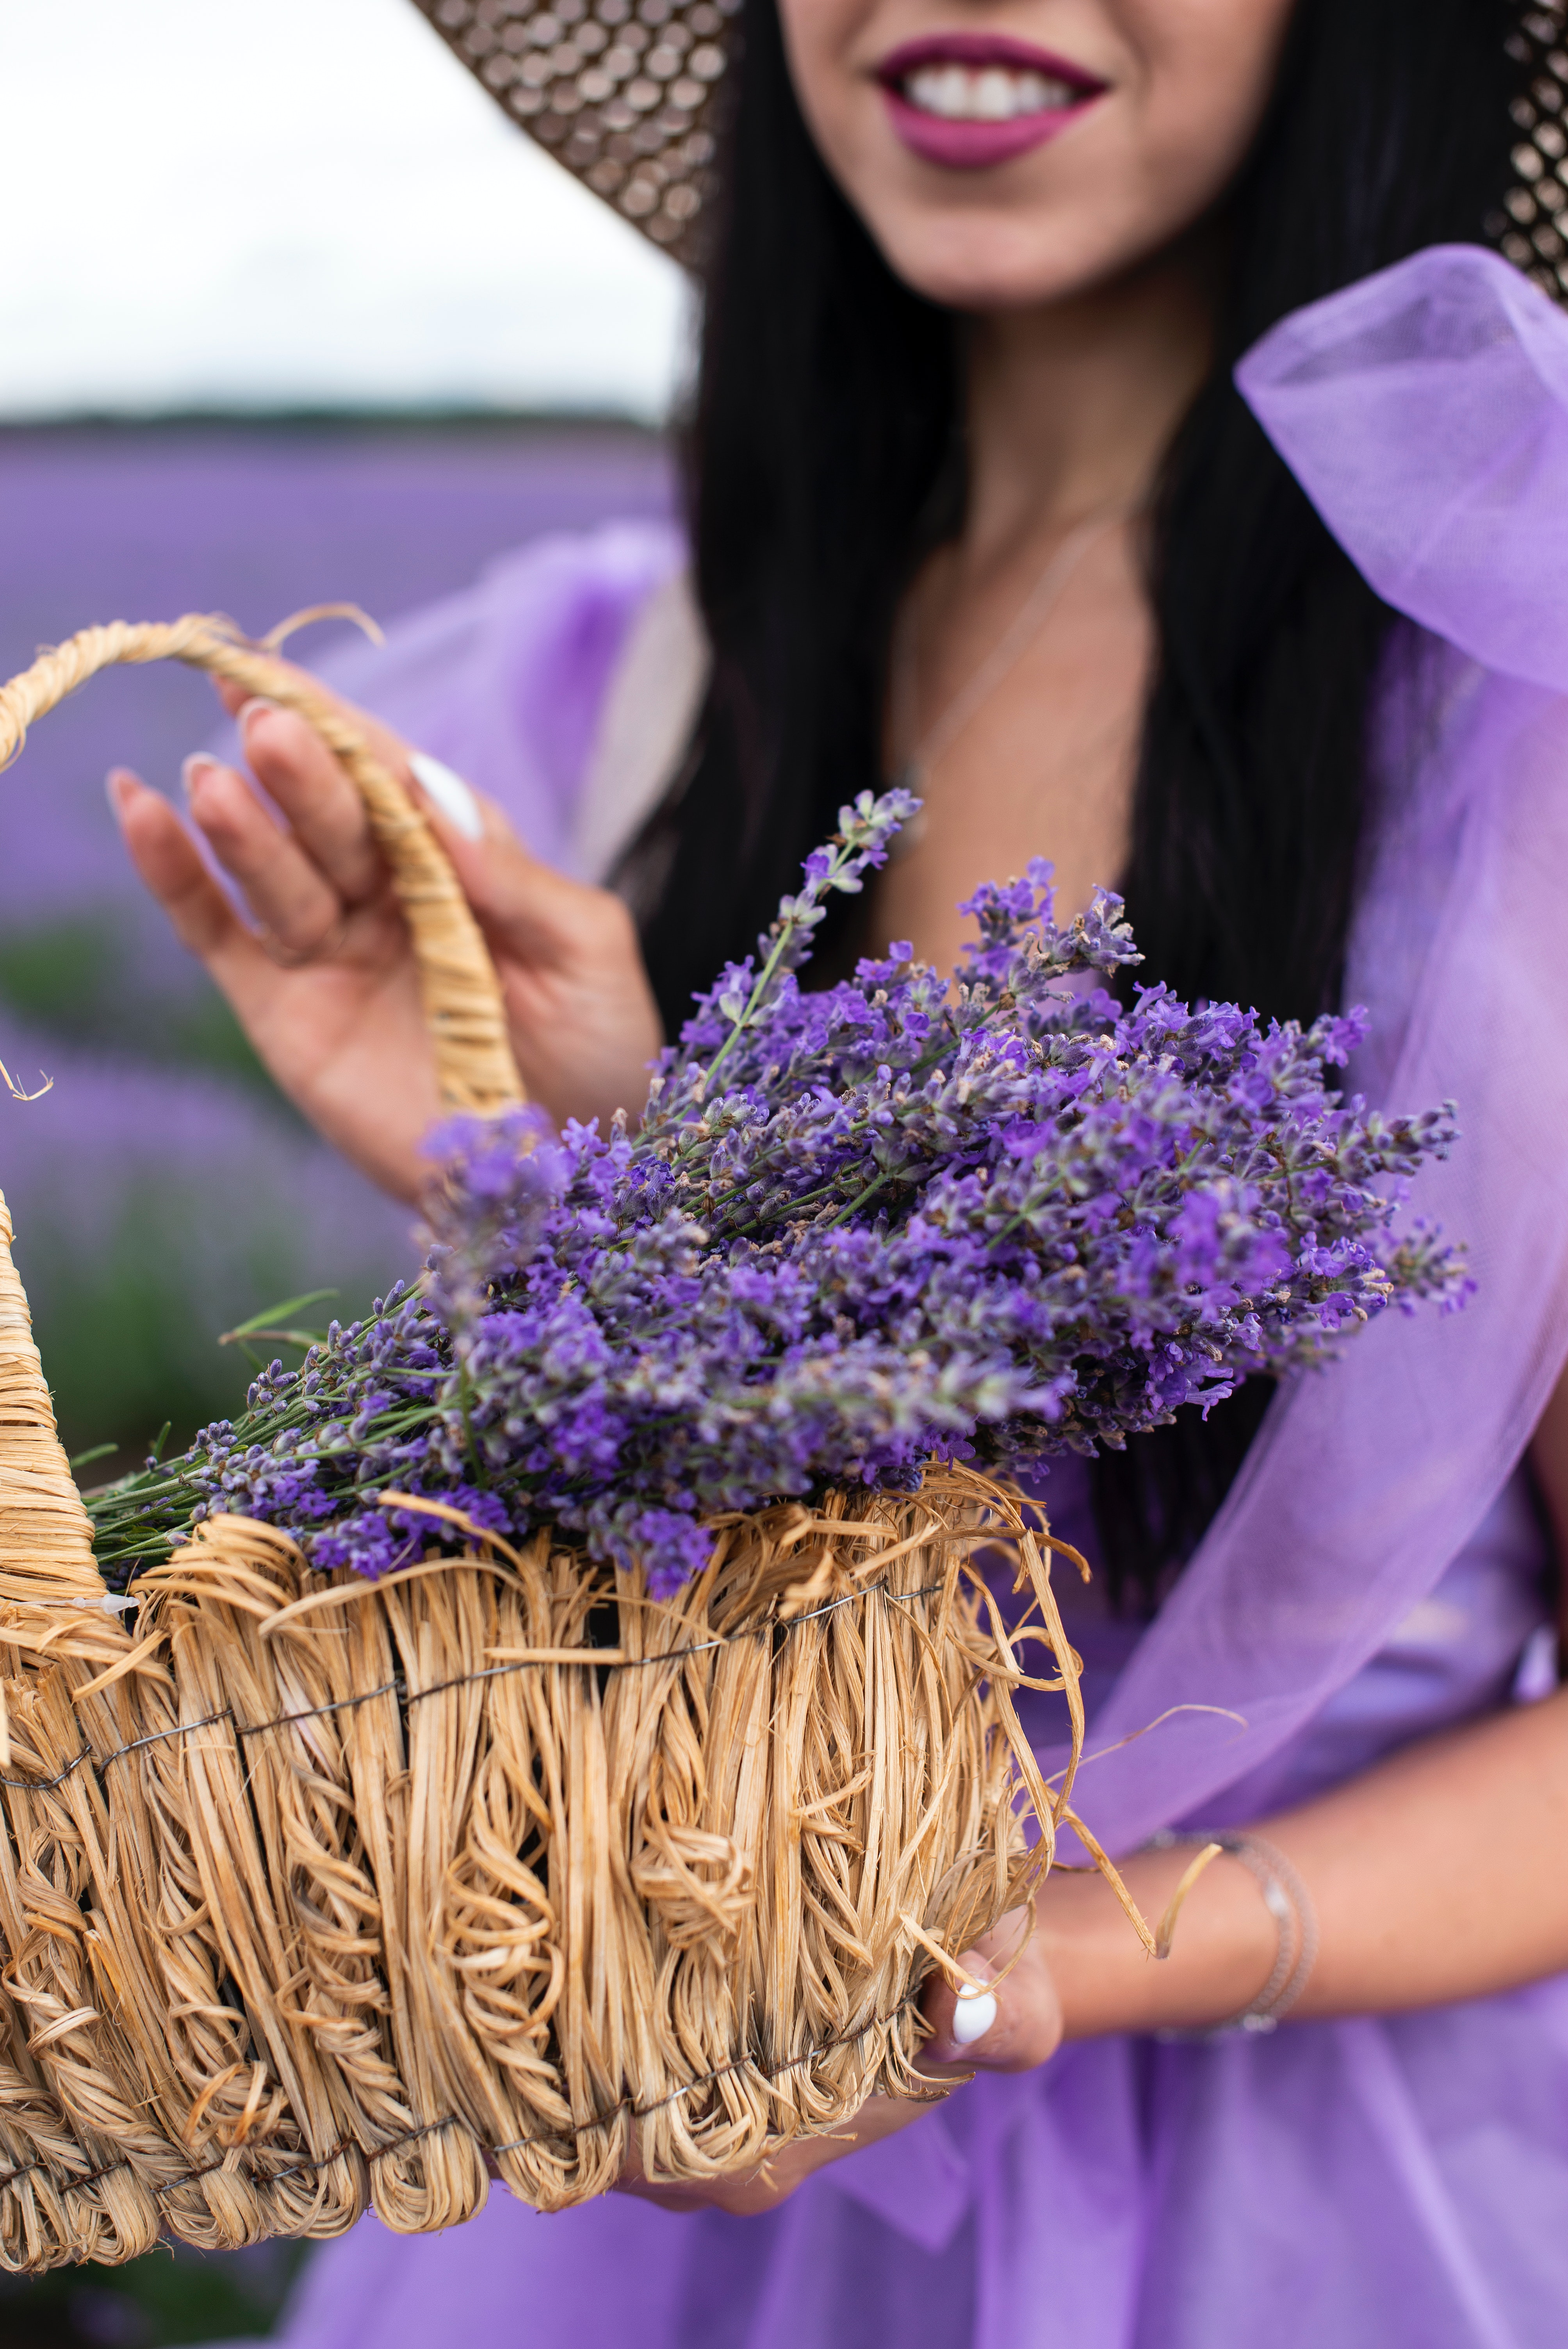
[0,0,689,419]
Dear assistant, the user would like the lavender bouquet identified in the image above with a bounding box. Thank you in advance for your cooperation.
[87,791,1464,1597]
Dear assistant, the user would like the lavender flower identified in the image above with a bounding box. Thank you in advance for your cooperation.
[88,795,1467,1599]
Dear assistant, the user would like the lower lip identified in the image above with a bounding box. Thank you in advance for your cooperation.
[881,86,1096,170]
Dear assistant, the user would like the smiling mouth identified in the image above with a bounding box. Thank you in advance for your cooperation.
[876,34,1105,163]
[899,61,1083,121]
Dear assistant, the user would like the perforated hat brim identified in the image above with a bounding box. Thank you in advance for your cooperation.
[410,0,736,264]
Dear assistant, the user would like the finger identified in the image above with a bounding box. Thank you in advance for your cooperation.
[240,697,497,904]
[407,751,485,842]
[212,669,534,943]
[184,754,347,958]
[212,659,426,890]
[919,1914,1063,2075]
[212,657,424,797]
[706,2094,934,2215]
[108,769,248,964]
[235,699,384,905]
[616,2093,931,2216]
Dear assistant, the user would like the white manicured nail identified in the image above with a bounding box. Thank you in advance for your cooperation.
[950,1986,998,2047]
[410,750,483,840]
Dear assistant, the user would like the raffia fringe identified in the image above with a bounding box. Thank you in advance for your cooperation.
[0,1459,1085,2266]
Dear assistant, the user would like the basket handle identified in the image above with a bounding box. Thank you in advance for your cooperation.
[0,615,525,1115]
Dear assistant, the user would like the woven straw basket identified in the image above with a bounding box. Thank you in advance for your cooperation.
[0,620,1098,2274]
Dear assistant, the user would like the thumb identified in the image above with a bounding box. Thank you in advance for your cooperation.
[919,1911,1063,2075]
[432,793,646,978]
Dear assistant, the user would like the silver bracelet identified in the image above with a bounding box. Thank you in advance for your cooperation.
[1146,1829,1320,2039]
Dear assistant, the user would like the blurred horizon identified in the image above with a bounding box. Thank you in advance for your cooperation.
[0,406,668,430]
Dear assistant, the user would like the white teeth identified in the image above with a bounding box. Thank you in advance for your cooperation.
[974,68,1014,118]
[903,63,1074,121]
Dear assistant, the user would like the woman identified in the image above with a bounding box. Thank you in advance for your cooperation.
[107,0,1568,2339]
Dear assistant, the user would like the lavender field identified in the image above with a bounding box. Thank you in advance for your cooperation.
[0,419,672,1481]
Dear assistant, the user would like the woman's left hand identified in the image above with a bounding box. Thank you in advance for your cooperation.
[614,1908,1062,2215]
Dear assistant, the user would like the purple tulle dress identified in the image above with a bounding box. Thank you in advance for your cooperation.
[248,245,1568,2347]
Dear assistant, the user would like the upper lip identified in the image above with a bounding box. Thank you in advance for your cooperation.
[875,32,1108,94]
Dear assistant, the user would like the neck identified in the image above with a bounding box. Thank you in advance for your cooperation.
[961,238,1218,570]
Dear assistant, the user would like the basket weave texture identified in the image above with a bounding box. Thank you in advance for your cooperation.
[0,622,1085,2271]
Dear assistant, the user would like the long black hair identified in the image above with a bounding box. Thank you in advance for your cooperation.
[624,0,1518,1606]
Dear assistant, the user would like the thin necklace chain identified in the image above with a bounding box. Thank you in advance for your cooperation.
[891,505,1131,797]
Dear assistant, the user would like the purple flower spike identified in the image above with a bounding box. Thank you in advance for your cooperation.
[93,791,1467,1599]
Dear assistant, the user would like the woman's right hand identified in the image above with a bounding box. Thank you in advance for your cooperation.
[615,1908,1064,2215]
[109,673,666,1203]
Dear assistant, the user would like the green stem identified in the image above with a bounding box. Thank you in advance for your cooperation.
[823,1169,894,1229]
[688,831,874,1103]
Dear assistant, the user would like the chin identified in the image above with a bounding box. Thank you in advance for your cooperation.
[870,205,1128,313]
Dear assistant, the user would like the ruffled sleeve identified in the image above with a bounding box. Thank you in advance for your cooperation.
[1236,242,1568,690]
